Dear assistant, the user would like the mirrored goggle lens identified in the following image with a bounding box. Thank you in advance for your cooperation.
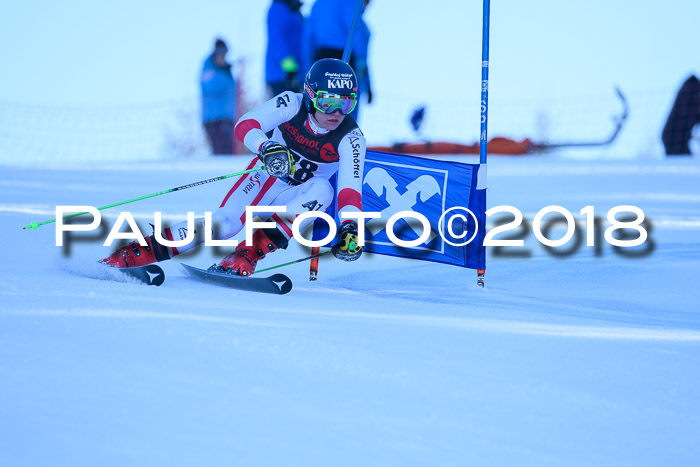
[313,93,357,115]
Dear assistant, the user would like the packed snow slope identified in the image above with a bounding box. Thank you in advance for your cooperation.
[1,154,699,467]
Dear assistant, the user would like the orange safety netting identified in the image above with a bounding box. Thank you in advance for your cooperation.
[369,137,536,155]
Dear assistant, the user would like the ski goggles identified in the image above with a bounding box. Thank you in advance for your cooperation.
[312,90,357,115]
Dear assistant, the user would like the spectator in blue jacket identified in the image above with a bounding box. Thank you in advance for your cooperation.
[305,0,373,121]
[266,0,304,98]
[201,38,236,155]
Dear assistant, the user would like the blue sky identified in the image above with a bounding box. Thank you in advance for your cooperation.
[1,0,698,155]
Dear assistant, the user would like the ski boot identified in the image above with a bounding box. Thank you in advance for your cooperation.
[100,235,171,268]
[216,228,288,276]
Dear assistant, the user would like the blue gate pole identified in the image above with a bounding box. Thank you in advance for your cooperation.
[479,0,491,165]
[477,0,490,287]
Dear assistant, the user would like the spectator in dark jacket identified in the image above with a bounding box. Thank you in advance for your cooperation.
[662,75,700,156]
[266,0,304,98]
[201,38,237,155]
[304,0,373,121]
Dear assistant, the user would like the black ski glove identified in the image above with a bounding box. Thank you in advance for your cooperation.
[331,221,363,261]
[259,141,295,178]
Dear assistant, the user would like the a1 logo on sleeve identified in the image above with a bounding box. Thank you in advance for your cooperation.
[276,93,291,108]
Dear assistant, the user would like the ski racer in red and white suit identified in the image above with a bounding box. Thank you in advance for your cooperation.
[101,59,366,276]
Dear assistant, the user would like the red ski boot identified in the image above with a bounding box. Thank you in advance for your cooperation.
[101,235,171,268]
[217,228,287,276]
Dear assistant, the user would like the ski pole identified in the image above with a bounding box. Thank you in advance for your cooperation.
[22,166,265,231]
[255,250,332,274]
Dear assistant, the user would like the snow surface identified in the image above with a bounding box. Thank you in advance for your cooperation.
[2,154,700,466]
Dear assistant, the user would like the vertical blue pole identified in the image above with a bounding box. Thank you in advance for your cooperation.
[476,0,490,287]
[342,0,365,63]
[479,0,491,165]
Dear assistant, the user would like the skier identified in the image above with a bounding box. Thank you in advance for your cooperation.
[101,58,366,276]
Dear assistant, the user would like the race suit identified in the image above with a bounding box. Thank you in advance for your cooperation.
[162,91,366,255]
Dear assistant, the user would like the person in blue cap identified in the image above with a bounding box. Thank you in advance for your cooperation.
[201,38,237,155]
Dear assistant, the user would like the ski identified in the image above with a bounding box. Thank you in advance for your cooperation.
[180,263,293,295]
[76,263,166,286]
[115,264,166,286]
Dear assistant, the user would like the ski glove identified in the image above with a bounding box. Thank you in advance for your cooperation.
[259,141,295,179]
[331,221,363,262]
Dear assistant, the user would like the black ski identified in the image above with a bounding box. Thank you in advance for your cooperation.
[116,264,166,286]
[80,263,166,286]
[180,263,293,295]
